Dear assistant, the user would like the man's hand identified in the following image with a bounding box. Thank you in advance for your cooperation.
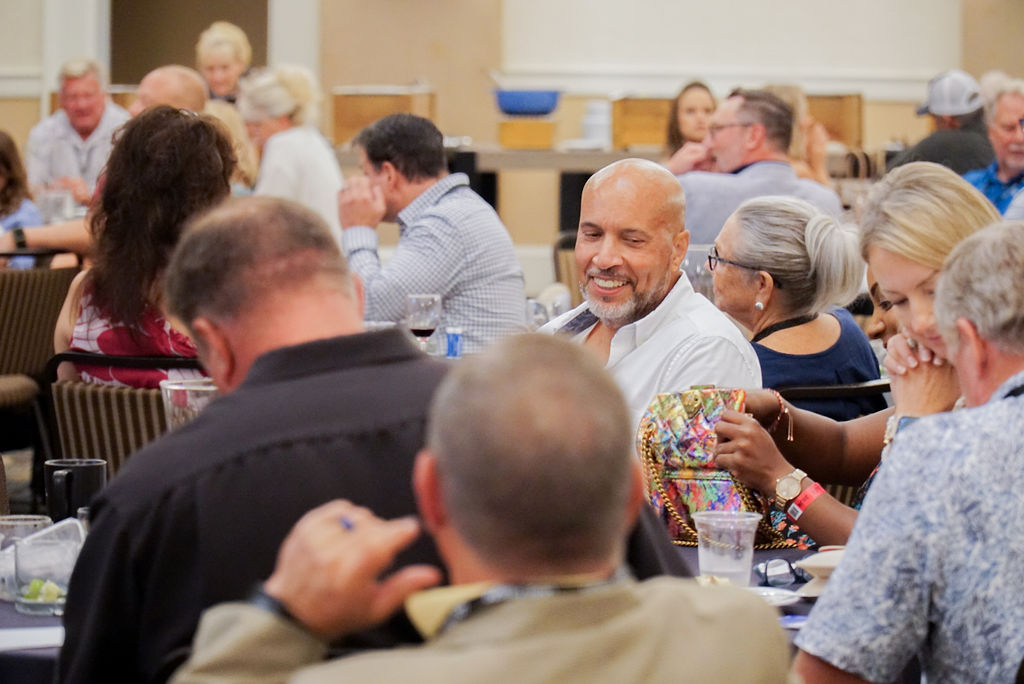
[714,409,794,495]
[338,178,387,230]
[664,142,713,175]
[52,177,92,206]
[262,500,442,641]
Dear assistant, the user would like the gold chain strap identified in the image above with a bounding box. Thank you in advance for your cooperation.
[640,424,698,545]
[640,423,790,550]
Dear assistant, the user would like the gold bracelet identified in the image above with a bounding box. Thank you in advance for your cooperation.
[767,389,794,442]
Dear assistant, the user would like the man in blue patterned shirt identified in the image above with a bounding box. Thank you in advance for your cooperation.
[338,114,526,353]
[963,79,1024,214]
[794,220,1024,683]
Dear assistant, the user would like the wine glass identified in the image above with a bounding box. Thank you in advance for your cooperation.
[406,294,442,351]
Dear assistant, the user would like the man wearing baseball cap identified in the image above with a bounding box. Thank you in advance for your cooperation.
[888,69,993,175]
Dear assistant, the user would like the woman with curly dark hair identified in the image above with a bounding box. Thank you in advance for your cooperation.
[0,130,44,268]
[54,105,235,388]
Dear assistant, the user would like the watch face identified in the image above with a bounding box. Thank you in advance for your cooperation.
[777,477,802,501]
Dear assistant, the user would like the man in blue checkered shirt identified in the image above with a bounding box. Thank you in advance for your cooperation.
[338,114,526,353]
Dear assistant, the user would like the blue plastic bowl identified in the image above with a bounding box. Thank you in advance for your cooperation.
[495,89,560,116]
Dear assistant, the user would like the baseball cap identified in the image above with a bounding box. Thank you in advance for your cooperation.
[917,70,983,116]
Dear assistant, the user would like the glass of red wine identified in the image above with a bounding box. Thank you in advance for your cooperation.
[406,294,442,352]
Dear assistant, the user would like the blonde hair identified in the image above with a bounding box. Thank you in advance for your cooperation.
[237,65,320,127]
[195,21,252,69]
[860,162,1000,270]
[763,84,808,162]
[204,99,259,188]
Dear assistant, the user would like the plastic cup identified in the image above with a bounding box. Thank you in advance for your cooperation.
[692,511,761,586]
[159,378,218,430]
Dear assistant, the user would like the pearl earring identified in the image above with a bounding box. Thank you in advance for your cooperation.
[755,301,764,311]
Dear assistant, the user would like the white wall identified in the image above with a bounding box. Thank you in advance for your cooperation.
[501,0,961,99]
[268,0,320,77]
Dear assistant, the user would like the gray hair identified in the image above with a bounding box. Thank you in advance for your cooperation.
[59,57,106,88]
[426,334,634,572]
[936,221,1024,356]
[731,196,863,315]
[237,65,320,126]
[165,196,351,328]
[983,77,1024,124]
[730,89,794,154]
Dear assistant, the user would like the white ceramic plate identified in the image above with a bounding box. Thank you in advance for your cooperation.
[746,586,802,607]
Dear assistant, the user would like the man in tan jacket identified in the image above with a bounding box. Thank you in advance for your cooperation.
[172,335,790,684]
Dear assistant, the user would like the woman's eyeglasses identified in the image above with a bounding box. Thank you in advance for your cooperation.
[707,245,761,273]
[706,246,783,289]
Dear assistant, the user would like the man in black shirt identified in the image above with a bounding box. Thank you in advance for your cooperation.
[888,69,994,175]
[58,197,688,683]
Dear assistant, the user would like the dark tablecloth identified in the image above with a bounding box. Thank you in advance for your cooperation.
[0,599,60,684]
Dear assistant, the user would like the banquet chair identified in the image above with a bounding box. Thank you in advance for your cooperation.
[0,266,80,457]
[552,232,582,307]
[776,378,891,402]
[42,351,205,478]
[778,378,892,507]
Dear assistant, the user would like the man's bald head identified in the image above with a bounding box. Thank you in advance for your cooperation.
[130,65,208,116]
[583,158,686,236]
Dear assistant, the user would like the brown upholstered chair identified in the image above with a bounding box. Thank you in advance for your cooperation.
[43,352,204,478]
[552,232,582,307]
[0,267,80,456]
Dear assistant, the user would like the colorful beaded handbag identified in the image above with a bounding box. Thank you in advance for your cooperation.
[636,387,788,548]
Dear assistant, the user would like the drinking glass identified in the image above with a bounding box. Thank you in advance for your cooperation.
[14,536,81,615]
[0,515,53,602]
[406,294,443,351]
[159,377,219,430]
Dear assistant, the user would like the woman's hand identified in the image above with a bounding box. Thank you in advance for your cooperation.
[713,409,794,496]
[741,389,783,426]
[889,352,960,417]
[883,331,944,375]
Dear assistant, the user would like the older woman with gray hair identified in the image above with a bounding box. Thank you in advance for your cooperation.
[709,196,884,420]
[238,65,344,243]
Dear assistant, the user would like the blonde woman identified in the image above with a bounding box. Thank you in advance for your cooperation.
[763,84,831,188]
[195,20,252,103]
[712,162,999,547]
[238,65,344,243]
[204,99,258,193]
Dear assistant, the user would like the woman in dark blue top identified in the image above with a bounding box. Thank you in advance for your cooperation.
[709,196,884,421]
[754,307,885,420]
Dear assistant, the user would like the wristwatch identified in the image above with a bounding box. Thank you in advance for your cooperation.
[11,226,27,249]
[774,468,807,509]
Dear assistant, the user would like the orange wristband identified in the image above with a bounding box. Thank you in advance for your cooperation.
[786,482,824,522]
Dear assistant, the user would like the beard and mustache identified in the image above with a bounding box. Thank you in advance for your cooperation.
[580,266,674,328]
